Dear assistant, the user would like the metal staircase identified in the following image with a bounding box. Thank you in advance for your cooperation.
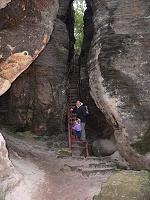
[68,65,88,157]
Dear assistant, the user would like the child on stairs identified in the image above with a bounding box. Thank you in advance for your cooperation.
[72,118,81,141]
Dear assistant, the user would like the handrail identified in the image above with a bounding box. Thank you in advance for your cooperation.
[67,81,73,150]
[67,64,80,150]
[68,104,72,150]
[67,63,88,155]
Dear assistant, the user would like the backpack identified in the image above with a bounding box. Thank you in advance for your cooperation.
[84,105,89,115]
[80,102,89,115]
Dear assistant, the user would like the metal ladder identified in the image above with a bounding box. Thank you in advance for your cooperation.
[68,65,88,157]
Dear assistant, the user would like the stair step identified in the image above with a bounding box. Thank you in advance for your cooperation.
[69,86,78,88]
[89,162,115,168]
[69,96,78,98]
[70,82,78,84]
[69,99,78,102]
[71,145,87,149]
[69,89,78,92]
[68,100,78,103]
[69,78,79,81]
[69,90,78,92]
[69,80,78,82]
[79,167,115,177]
[70,82,78,87]
[72,140,88,143]
[62,164,115,177]
[69,93,78,95]
[69,92,78,95]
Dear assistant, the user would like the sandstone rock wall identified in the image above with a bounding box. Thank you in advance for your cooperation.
[0,133,21,199]
[0,0,11,9]
[80,1,114,135]
[87,0,150,170]
[0,0,73,135]
[0,0,59,96]
[0,0,59,197]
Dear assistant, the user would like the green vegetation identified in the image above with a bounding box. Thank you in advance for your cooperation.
[73,0,86,55]
[57,149,72,156]
[115,163,127,170]
[131,126,150,155]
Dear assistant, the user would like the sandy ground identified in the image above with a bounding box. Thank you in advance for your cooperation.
[1,129,114,200]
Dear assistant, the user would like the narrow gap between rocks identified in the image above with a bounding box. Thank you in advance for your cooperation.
[0,0,116,158]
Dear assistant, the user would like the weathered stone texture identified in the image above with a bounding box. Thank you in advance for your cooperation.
[0,0,59,95]
[0,0,71,135]
[94,170,150,200]
[92,136,117,157]
[31,18,69,135]
[80,1,114,135]
[0,133,21,199]
[0,0,11,9]
[87,0,150,169]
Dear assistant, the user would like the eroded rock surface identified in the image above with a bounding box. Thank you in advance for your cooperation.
[0,0,11,9]
[0,133,21,199]
[87,0,150,170]
[94,170,150,200]
[0,0,72,135]
[0,0,59,95]
[92,136,117,157]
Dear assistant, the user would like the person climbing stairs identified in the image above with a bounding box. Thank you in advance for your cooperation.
[68,64,88,157]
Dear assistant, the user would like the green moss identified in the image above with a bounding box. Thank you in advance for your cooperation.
[115,163,127,170]
[0,187,5,200]
[131,126,150,155]
[95,170,150,200]
[57,149,72,156]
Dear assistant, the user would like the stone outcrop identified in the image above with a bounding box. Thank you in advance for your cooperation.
[0,0,59,96]
[0,0,73,135]
[79,1,114,135]
[0,0,11,9]
[0,133,21,199]
[85,0,150,170]
[92,136,117,157]
[94,170,150,200]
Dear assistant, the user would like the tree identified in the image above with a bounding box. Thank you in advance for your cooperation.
[73,0,86,55]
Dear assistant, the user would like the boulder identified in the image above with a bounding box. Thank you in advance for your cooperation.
[94,170,150,200]
[92,136,117,157]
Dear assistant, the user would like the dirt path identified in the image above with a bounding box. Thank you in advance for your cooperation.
[2,129,115,200]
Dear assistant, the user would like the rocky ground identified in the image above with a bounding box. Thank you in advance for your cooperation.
[1,128,116,200]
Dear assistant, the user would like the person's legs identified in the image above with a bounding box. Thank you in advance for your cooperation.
[81,122,86,140]
[78,131,81,139]
[76,131,81,139]
[77,131,81,141]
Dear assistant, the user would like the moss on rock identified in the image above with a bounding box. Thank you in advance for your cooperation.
[94,170,150,200]
[0,186,5,200]
[57,149,72,156]
[131,125,150,155]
